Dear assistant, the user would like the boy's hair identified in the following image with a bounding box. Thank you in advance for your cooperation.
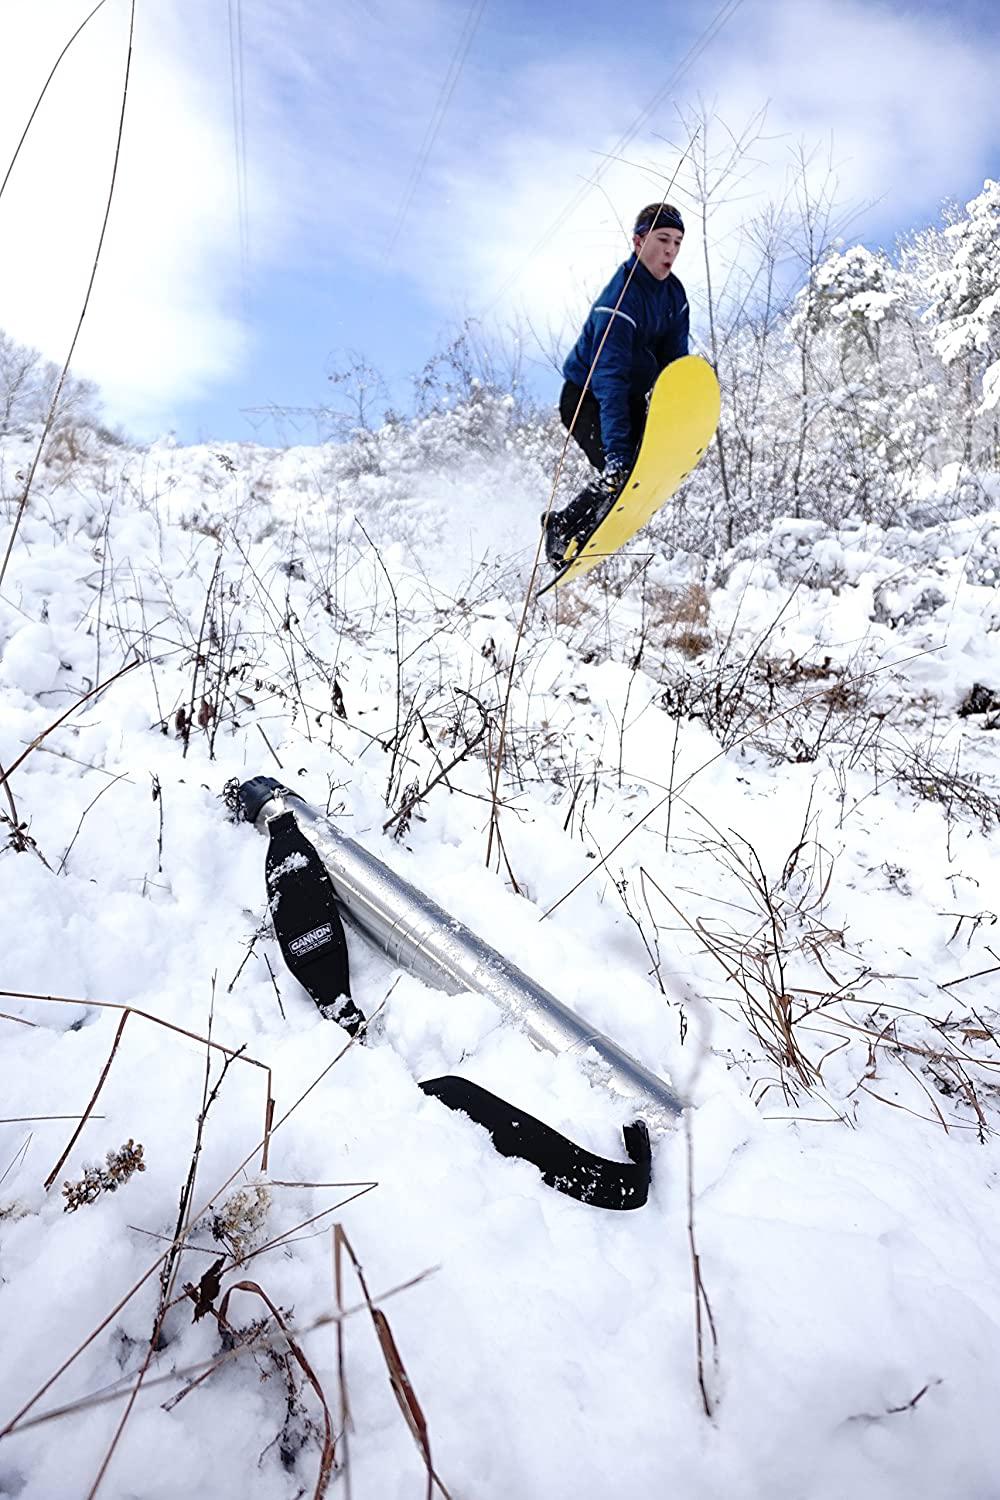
[634,203,684,237]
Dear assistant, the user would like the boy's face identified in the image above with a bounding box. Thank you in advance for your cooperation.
[633,226,683,280]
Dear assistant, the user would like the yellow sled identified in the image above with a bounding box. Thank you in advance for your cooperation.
[543,354,720,592]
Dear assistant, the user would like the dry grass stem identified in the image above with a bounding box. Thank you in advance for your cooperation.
[0,993,275,1189]
[1,1007,378,1440]
[334,1225,451,1500]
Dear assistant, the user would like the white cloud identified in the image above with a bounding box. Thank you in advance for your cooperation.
[0,2,276,431]
[395,0,1000,350]
[0,0,477,432]
[1,0,996,433]
[707,0,999,221]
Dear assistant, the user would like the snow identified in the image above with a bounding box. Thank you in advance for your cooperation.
[1,415,999,1500]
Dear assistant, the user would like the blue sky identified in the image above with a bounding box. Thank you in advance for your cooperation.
[0,0,998,442]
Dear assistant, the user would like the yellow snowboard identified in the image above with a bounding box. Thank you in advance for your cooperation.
[543,355,720,592]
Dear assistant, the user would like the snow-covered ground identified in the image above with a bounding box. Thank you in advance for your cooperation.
[1,417,999,1500]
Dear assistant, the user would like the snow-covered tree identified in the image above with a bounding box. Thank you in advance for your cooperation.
[806,245,906,350]
[926,179,1000,412]
[0,327,103,434]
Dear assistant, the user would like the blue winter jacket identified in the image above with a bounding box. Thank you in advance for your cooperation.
[563,255,689,467]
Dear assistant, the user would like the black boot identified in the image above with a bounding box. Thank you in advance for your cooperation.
[544,483,617,567]
[541,508,572,566]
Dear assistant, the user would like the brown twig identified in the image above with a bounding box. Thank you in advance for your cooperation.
[242,1183,377,1264]
[0,657,143,794]
[181,551,221,758]
[0,992,274,1185]
[685,1113,718,1418]
[0,0,112,207]
[257,723,284,768]
[354,518,404,803]
[5,1264,436,1436]
[151,773,164,873]
[158,984,236,1314]
[44,1011,128,1189]
[262,951,286,1020]
[847,1378,942,1423]
[333,1223,353,1500]
[222,1280,337,1499]
[1,1134,32,1189]
[57,773,128,875]
[3,1115,106,1123]
[382,712,487,835]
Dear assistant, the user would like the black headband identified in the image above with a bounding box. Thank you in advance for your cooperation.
[635,206,684,237]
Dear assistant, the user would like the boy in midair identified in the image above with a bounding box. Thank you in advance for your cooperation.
[543,202,690,566]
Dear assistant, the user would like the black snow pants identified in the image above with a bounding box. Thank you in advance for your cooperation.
[558,380,649,474]
[547,382,650,559]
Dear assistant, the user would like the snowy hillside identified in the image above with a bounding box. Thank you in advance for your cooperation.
[1,407,1000,1500]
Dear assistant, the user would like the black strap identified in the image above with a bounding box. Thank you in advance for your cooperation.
[265,811,366,1036]
[419,1076,651,1211]
[262,816,652,1209]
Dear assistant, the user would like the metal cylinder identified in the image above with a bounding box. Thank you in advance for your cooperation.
[240,777,683,1131]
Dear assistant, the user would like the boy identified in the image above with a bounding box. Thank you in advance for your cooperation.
[543,202,690,566]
